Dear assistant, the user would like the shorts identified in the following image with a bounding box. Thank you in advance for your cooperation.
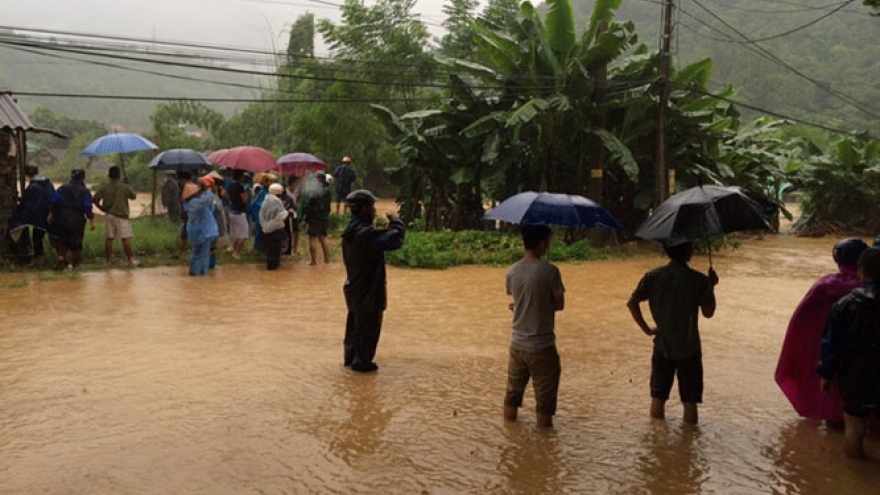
[650,350,703,403]
[104,214,133,239]
[307,219,329,237]
[504,346,561,416]
[336,187,351,202]
[228,212,249,240]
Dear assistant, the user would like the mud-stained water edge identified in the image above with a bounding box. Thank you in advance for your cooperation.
[1,235,879,494]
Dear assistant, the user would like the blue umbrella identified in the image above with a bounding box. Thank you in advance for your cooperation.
[81,132,158,177]
[148,149,211,171]
[81,132,158,156]
[484,191,620,230]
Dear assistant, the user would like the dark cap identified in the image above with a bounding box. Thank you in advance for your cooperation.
[345,189,376,206]
[71,168,86,180]
[833,238,868,266]
[25,164,38,176]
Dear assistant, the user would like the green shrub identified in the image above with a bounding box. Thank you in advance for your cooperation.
[386,229,623,269]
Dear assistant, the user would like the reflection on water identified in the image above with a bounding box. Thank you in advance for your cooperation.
[636,423,707,495]
[1,235,879,493]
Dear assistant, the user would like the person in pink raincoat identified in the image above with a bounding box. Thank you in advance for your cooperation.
[775,238,868,424]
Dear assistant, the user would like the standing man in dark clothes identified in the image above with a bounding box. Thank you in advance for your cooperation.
[817,247,880,459]
[92,166,137,267]
[9,164,55,258]
[627,241,718,425]
[341,189,406,372]
[302,172,332,265]
[227,170,250,260]
[333,156,357,215]
[48,168,95,270]
[161,171,182,223]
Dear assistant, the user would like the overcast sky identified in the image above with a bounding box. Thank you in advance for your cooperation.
[5,0,450,54]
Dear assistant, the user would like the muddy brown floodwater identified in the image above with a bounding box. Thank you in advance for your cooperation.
[2,234,880,494]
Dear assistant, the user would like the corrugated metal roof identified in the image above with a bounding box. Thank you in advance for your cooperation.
[0,88,33,132]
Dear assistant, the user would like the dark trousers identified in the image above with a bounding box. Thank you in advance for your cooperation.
[32,228,47,257]
[263,229,285,270]
[344,311,383,367]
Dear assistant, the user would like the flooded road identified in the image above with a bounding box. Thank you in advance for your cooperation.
[1,234,879,494]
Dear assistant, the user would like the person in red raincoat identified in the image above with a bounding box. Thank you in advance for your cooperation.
[775,238,868,424]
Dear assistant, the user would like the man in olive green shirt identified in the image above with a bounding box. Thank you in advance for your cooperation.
[627,241,717,425]
[93,166,137,267]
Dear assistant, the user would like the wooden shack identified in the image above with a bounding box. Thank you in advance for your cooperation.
[0,88,65,256]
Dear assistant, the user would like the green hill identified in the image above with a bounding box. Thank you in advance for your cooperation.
[0,34,264,132]
[572,0,880,132]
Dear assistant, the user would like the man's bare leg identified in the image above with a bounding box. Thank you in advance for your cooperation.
[104,238,114,266]
[683,402,699,425]
[843,413,868,459]
[122,238,134,265]
[232,239,245,259]
[309,236,318,265]
[320,236,330,263]
[503,406,517,421]
[651,398,666,420]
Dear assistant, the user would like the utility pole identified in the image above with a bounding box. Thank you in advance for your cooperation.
[587,21,608,205]
[656,0,675,206]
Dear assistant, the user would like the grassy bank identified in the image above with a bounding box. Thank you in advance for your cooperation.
[3,215,631,273]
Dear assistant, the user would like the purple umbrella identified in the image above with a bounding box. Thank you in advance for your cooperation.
[277,153,327,174]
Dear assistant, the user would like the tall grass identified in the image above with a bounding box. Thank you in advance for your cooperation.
[81,217,181,259]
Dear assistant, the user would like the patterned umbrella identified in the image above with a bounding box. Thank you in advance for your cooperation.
[277,152,327,174]
[207,146,276,173]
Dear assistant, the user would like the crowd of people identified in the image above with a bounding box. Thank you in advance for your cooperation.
[506,229,879,459]
[8,157,879,459]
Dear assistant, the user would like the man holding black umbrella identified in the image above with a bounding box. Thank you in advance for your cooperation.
[627,241,718,425]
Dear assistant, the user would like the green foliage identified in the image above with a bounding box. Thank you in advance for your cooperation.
[577,0,880,131]
[793,136,880,234]
[150,100,223,150]
[28,107,106,149]
[385,229,614,269]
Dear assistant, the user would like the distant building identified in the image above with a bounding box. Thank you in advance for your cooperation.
[27,148,64,168]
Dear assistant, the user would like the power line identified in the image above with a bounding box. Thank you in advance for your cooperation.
[693,0,859,43]
[707,0,864,15]
[11,90,437,104]
[672,81,870,137]
[686,0,880,121]
[0,23,439,69]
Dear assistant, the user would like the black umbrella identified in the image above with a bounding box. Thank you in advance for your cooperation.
[147,149,211,171]
[635,185,776,264]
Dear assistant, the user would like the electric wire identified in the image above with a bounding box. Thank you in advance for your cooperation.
[686,0,880,121]
[692,0,859,43]
[671,81,868,137]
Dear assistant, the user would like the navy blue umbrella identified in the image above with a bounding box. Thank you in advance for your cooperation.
[484,191,621,230]
[148,149,211,171]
